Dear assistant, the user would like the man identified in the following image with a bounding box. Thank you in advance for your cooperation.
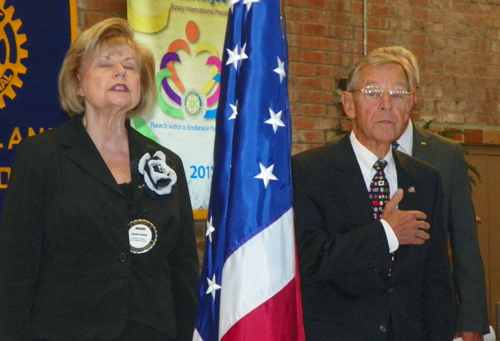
[371,46,489,341]
[292,53,454,340]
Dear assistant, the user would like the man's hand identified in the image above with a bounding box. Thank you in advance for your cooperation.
[381,188,430,245]
[453,331,484,341]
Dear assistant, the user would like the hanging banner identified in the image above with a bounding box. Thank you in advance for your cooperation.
[0,0,76,214]
[127,0,228,217]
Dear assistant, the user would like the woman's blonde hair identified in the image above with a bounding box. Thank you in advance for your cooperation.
[58,17,156,118]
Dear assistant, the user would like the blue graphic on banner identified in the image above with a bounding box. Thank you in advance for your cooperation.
[0,1,72,213]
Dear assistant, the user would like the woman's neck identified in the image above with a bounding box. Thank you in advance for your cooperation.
[83,112,128,147]
[82,112,131,184]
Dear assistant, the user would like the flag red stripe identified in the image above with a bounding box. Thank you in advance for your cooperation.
[221,272,305,341]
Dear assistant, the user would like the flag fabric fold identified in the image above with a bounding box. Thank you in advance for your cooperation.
[193,0,305,340]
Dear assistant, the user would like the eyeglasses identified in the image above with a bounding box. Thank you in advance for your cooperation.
[356,86,413,103]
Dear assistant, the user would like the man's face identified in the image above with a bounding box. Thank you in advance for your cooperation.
[342,63,414,151]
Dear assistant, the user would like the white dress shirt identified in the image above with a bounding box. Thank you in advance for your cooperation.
[350,132,399,253]
[394,120,414,155]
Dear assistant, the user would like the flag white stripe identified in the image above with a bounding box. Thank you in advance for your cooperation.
[193,328,203,341]
[218,208,295,339]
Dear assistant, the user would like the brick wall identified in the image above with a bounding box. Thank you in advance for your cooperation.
[286,0,500,152]
[78,0,500,151]
[77,0,127,30]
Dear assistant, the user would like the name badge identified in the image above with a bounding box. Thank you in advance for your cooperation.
[128,219,157,254]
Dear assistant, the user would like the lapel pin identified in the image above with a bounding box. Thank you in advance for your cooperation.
[408,187,416,193]
[420,142,427,146]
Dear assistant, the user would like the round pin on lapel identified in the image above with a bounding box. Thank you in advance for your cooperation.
[128,219,157,253]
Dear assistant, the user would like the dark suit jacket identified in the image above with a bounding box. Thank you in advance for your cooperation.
[0,117,199,340]
[412,124,489,333]
[292,135,454,341]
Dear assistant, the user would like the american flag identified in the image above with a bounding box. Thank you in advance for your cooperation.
[192,0,305,340]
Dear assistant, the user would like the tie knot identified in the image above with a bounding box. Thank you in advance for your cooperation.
[373,159,387,171]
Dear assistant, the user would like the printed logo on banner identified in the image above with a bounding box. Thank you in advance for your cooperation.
[0,2,28,109]
[156,20,221,121]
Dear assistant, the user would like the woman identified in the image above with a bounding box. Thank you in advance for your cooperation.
[0,18,199,341]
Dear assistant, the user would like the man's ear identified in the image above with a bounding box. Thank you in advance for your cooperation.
[412,87,419,106]
[407,91,416,114]
[342,91,356,119]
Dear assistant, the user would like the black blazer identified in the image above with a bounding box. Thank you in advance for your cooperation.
[292,135,454,341]
[0,117,199,340]
[412,124,489,333]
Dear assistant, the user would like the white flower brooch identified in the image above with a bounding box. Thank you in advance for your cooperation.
[138,150,177,195]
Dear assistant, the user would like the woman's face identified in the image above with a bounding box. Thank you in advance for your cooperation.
[77,44,141,116]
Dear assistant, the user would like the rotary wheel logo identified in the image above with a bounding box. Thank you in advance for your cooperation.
[0,1,28,109]
[183,88,206,119]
